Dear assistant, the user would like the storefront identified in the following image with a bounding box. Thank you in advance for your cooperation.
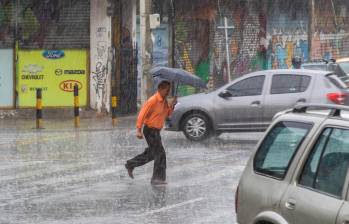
[17,49,88,107]
[12,0,91,108]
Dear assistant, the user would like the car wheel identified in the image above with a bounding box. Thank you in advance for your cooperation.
[182,113,211,141]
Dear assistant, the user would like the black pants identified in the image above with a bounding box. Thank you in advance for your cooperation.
[126,126,166,181]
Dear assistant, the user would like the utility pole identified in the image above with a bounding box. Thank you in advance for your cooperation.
[217,17,234,83]
[140,0,153,104]
[170,0,175,68]
[308,0,315,61]
[109,0,120,119]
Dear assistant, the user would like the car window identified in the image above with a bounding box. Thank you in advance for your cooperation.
[227,75,265,97]
[299,128,349,197]
[328,63,347,77]
[271,74,311,94]
[302,64,328,71]
[338,62,349,74]
[327,74,349,89]
[254,121,312,179]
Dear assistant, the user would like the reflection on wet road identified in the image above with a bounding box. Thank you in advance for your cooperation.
[0,119,263,224]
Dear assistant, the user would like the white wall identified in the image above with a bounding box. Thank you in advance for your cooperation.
[90,0,112,112]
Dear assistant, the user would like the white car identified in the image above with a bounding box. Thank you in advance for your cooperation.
[236,104,349,224]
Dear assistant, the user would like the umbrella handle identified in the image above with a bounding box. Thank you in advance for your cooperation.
[175,82,179,97]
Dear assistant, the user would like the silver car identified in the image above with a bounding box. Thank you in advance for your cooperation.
[166,69,349,141]
[236,104,349,224]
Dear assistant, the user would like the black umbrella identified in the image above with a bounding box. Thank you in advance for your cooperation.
[150,67,207,93]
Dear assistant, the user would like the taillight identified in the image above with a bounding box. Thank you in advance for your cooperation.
[235,185,239,213]
[327,92,347,104]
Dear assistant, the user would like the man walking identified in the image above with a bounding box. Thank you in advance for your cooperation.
[125,81,177,185]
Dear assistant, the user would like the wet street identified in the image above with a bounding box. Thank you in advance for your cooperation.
[0,117,263,224]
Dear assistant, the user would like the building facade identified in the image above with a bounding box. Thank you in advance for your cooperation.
[151,0,349,94]
[1,0,349,111]
[0,0,137,114]
[0,0,90,108]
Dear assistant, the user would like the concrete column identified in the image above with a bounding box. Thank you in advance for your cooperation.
[140,0,153,104]
[90,0,112,112]
[122,0,136,45]
[132,0,137,45]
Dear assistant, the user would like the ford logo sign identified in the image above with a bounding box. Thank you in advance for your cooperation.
[43,50,65,59]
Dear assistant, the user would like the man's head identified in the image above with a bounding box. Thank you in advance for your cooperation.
[157,81,171,98]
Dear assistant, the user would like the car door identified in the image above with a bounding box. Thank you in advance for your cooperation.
[214,74,266,130]
[280,127,349,224]
[263,73,313,121]
[336,193,349,224]
[237,120,314,224]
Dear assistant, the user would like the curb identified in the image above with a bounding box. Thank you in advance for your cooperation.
[0,108,138,120]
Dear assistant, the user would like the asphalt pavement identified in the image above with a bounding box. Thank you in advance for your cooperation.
[0,117,263,224]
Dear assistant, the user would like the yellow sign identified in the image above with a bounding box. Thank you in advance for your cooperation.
[17,50,87,107]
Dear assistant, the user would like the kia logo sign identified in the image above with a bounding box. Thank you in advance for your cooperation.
[43,50,65,59]
[59,80,82,92]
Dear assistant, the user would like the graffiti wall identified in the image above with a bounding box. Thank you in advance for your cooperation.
[174,0,212,95]
[311,0,349,60]
[90,0,112,112]
[0,49,14,107]
[173,0,266,91]
[266,0,308,69]
[0,0,15,48]
[211,0,267,86]
[17,49,87,107]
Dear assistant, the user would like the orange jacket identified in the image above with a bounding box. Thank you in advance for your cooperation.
[136,92,173,130]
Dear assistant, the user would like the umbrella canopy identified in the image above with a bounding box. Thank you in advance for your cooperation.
[149,66,207,89]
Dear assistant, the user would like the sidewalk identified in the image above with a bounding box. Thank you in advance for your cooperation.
[0,112,138,132]
[0,107,138,119]
[0,108,108,119]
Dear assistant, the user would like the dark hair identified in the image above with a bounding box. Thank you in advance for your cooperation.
[158,80,171,90]
[292,56,302,69]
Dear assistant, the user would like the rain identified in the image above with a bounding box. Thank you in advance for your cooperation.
[1,0,349,223]
[0,118,261,223]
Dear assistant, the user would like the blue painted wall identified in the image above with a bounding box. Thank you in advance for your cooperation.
[0,49,14,107]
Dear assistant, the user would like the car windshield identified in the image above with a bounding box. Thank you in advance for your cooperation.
[338,62,349,74]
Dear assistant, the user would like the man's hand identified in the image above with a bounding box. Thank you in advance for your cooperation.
[136,129,143,139]
[170,96,178,108]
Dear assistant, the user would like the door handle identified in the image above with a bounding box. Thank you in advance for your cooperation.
[285,199,297,210]
[251,101,261,107]
[297,98,306,103]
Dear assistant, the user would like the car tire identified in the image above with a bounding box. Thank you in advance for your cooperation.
[182,113,211,141]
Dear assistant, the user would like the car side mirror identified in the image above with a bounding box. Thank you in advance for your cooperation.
[219,90,233,98]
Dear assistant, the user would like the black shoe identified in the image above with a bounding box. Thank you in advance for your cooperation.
[125,164,134,179]
[151,179,167,185]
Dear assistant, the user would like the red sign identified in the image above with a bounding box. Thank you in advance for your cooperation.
[59,80,82,92]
